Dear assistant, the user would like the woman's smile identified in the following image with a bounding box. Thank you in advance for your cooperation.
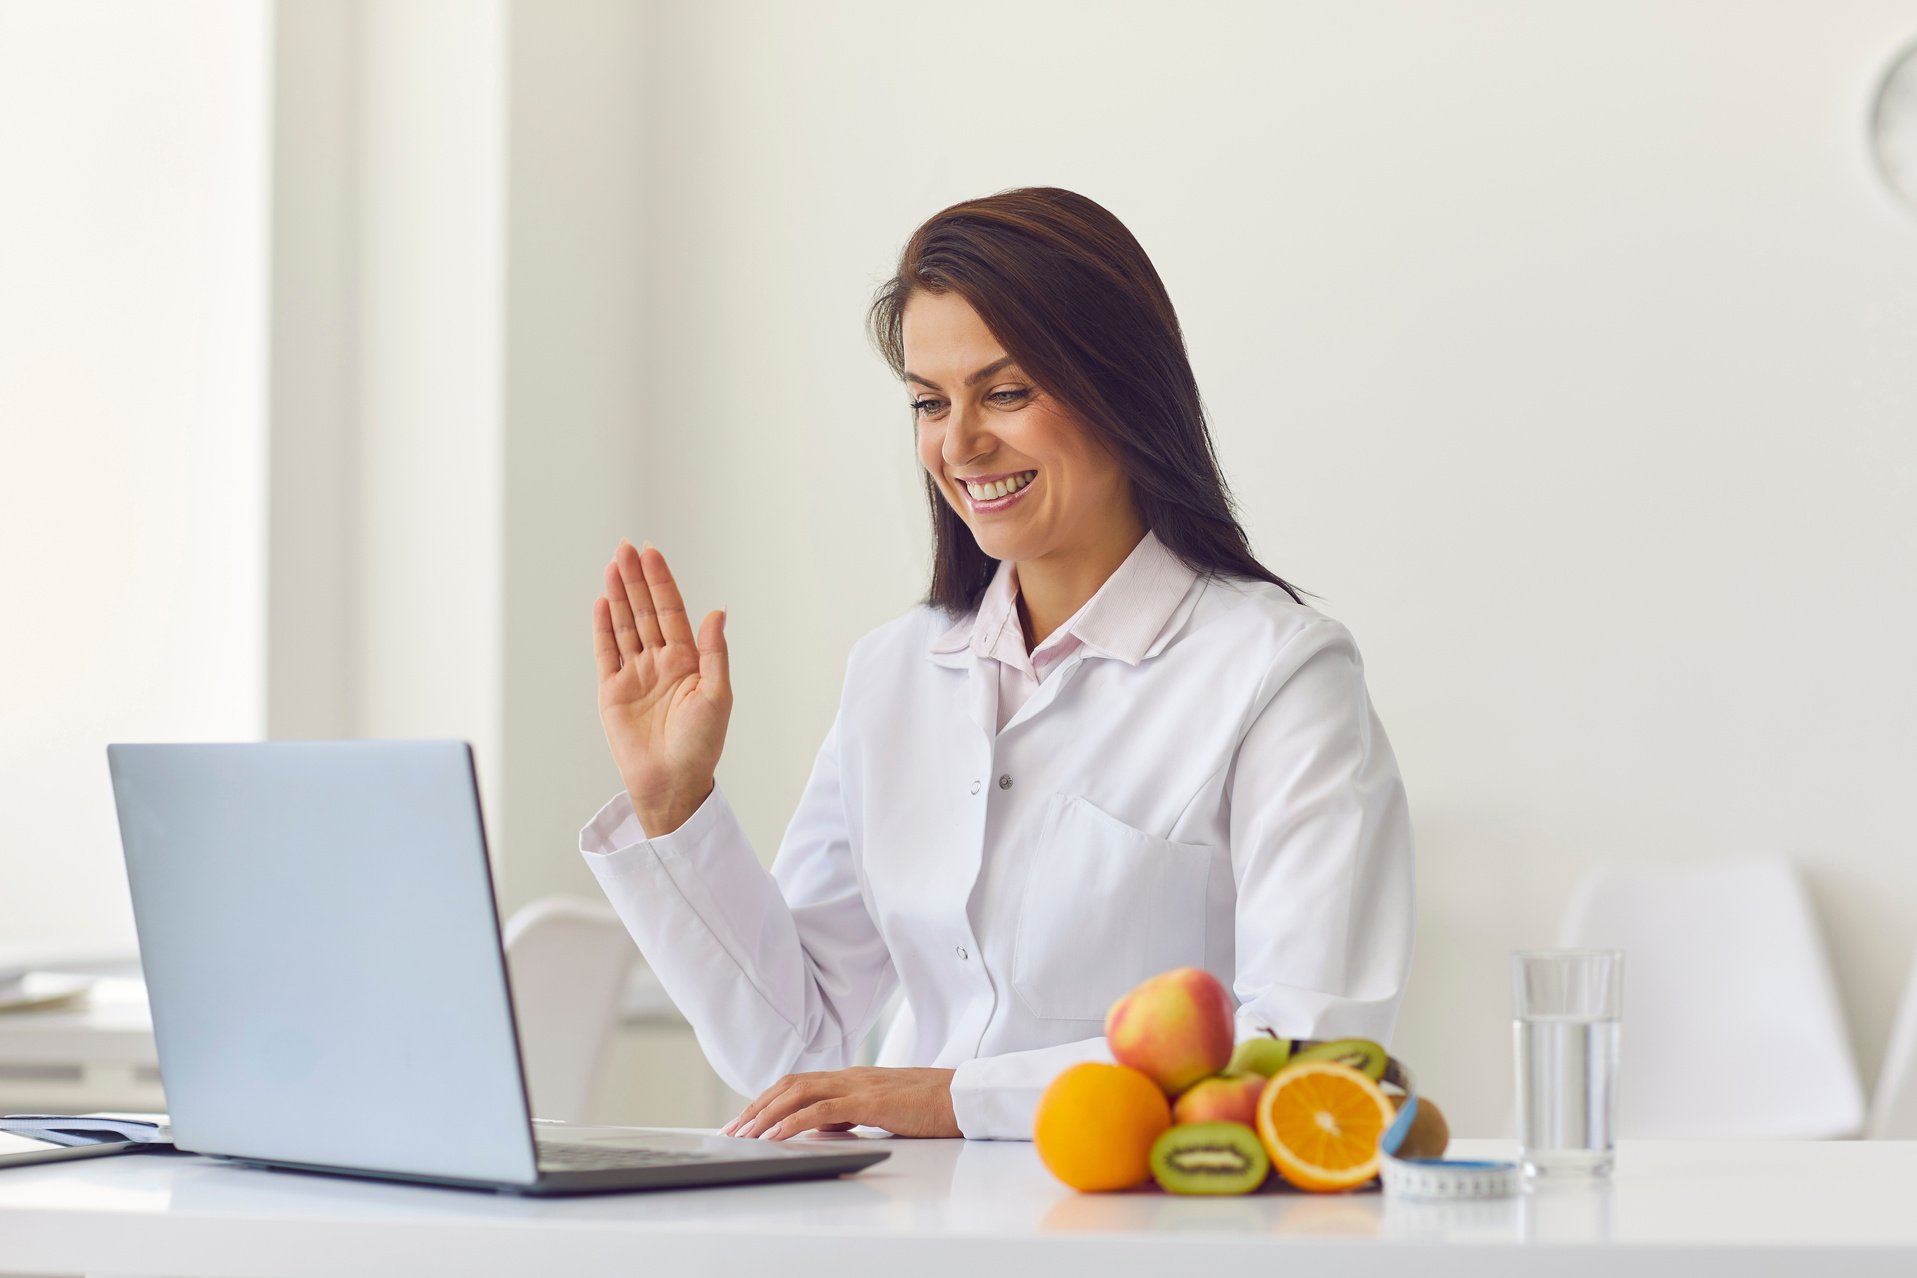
[960,469,1038,514]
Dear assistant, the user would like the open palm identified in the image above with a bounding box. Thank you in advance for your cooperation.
[592,540,731,836]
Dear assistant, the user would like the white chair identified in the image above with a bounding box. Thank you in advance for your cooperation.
[1558,854,1864,1139]
[1867,945,1917,1138]
[502,896,637,1123]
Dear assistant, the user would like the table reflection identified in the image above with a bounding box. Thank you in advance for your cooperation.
[1520,1177,1615,1243]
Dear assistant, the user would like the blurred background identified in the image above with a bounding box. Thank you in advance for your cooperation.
[2,0,1915,1140]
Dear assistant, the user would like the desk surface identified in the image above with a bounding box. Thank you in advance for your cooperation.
[2,1135,1914,1278]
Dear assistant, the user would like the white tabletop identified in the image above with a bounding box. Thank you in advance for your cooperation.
[1,1135,1913,1277]
[0,976,157,1066]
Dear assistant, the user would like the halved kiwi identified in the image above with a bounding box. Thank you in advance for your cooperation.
[1149,1122,1270,1195]
[1290,1038,1387,1080]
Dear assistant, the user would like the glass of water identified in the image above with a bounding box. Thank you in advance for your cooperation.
[1512,949,1623,1178]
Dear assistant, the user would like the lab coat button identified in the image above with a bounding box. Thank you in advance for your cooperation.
[970,779,981,795]
[997,774,1012,789]
[956,946,969,960]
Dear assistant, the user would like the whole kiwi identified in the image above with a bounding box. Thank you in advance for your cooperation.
[1389,1094,1450,1160]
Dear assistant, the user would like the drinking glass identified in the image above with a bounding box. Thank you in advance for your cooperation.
[1512,949,1623,1178]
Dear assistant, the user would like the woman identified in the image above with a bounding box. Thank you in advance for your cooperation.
[582,187,1414,1143]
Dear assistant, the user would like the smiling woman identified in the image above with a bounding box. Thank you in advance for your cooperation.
[581,187,1415,1145]
[868,188,1307,635]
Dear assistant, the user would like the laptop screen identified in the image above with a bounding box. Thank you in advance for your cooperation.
[107,741,538,1185]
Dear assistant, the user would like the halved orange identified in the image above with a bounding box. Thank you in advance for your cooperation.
[1254,1059,1394,1192]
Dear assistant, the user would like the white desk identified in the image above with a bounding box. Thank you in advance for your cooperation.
[1,1137,1913,1277]
[0,975,163,1113]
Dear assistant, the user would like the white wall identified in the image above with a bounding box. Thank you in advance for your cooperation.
[267,0,508,839]
[498,0,655,915]
[0,0,268,952]
[564,0,1917,1136]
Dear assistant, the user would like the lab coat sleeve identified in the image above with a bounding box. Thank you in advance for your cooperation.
[949,1035,1116,1140]
[1225,618,1416,1047]
[578,706,897,1101]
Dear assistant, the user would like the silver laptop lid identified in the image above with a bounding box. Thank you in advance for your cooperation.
[107,741,538,1185]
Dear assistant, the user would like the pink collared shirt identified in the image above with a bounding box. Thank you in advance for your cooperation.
[934,529,1197,733]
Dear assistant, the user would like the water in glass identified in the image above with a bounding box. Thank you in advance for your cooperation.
[1515,1012,1619,1176]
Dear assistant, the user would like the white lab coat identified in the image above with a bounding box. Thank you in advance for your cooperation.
[580,532,1416,1140]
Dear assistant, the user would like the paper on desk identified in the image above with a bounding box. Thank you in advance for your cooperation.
[0,1113,171,1146]
[0,973,94,1014]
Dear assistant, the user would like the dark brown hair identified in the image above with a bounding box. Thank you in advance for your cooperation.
[867,186,1312,616]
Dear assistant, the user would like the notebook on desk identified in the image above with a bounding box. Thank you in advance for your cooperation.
[104,740,889,1195]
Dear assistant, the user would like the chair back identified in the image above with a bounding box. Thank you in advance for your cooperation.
[1868,946,1917,1139]
[502,897,635,1123]
[1558,854,1864,1139]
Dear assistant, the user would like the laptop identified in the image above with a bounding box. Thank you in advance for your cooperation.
[105,740,889,1195]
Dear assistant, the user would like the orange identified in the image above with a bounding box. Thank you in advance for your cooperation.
[1254,1060,1394,1192]
[1033,1062,1172,1192]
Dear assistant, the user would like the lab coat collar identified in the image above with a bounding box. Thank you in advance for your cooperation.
[927,529,1200,669]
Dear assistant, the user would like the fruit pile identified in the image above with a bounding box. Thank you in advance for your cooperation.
[1033,967,1448,1195]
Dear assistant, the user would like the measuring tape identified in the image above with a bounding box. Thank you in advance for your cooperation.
[1381,1153,1523,1198]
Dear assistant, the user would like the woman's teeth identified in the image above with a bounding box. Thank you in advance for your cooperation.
[965,471,1036,501]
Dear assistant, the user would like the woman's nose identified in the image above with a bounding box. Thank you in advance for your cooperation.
[941,402,994,468]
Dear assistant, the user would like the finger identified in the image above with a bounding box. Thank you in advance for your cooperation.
[737,1088,804,1139]
[591,596,620,680]
[766,1098,850,1141]
[639,543,696,648]
[697,608,730,706]
[720,1105,765,1137]
[615,540,665,650]
[739,1079,827,1139]
[728,1073,804,1137]
[603,560,639,658]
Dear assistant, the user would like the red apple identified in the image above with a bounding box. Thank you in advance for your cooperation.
[1171,1072,1266,1126]
[1104,967,1235,1096]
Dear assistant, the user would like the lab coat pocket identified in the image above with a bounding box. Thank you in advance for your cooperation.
[1011,792,1217,1022]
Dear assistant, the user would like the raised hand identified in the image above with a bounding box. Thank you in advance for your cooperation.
[591,540,731,838]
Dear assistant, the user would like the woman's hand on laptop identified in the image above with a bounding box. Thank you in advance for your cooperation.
[723,1067,961,1141]
[593,540,731,839]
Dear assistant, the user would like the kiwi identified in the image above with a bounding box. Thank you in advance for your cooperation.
[1290,1037,1387,1080]
[1225,1034,1293,1078]
[1389,1094,1450,1160]
[1149,1122,1270,1195]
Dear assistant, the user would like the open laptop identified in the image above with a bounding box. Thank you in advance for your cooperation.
[105,740,889,1195]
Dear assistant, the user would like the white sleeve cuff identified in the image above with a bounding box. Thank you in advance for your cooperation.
[580,789,645,855]
[949,1037,1115,1141]
[578,784,731,875]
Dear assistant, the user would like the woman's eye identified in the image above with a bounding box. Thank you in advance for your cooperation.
[910,389,1027,417]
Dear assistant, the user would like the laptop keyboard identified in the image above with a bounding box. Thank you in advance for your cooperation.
[535,1139,718,1170]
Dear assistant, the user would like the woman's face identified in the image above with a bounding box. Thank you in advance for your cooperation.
[903,290,1136,566]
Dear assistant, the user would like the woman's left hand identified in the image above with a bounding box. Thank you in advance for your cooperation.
[723,1067,960,1140]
